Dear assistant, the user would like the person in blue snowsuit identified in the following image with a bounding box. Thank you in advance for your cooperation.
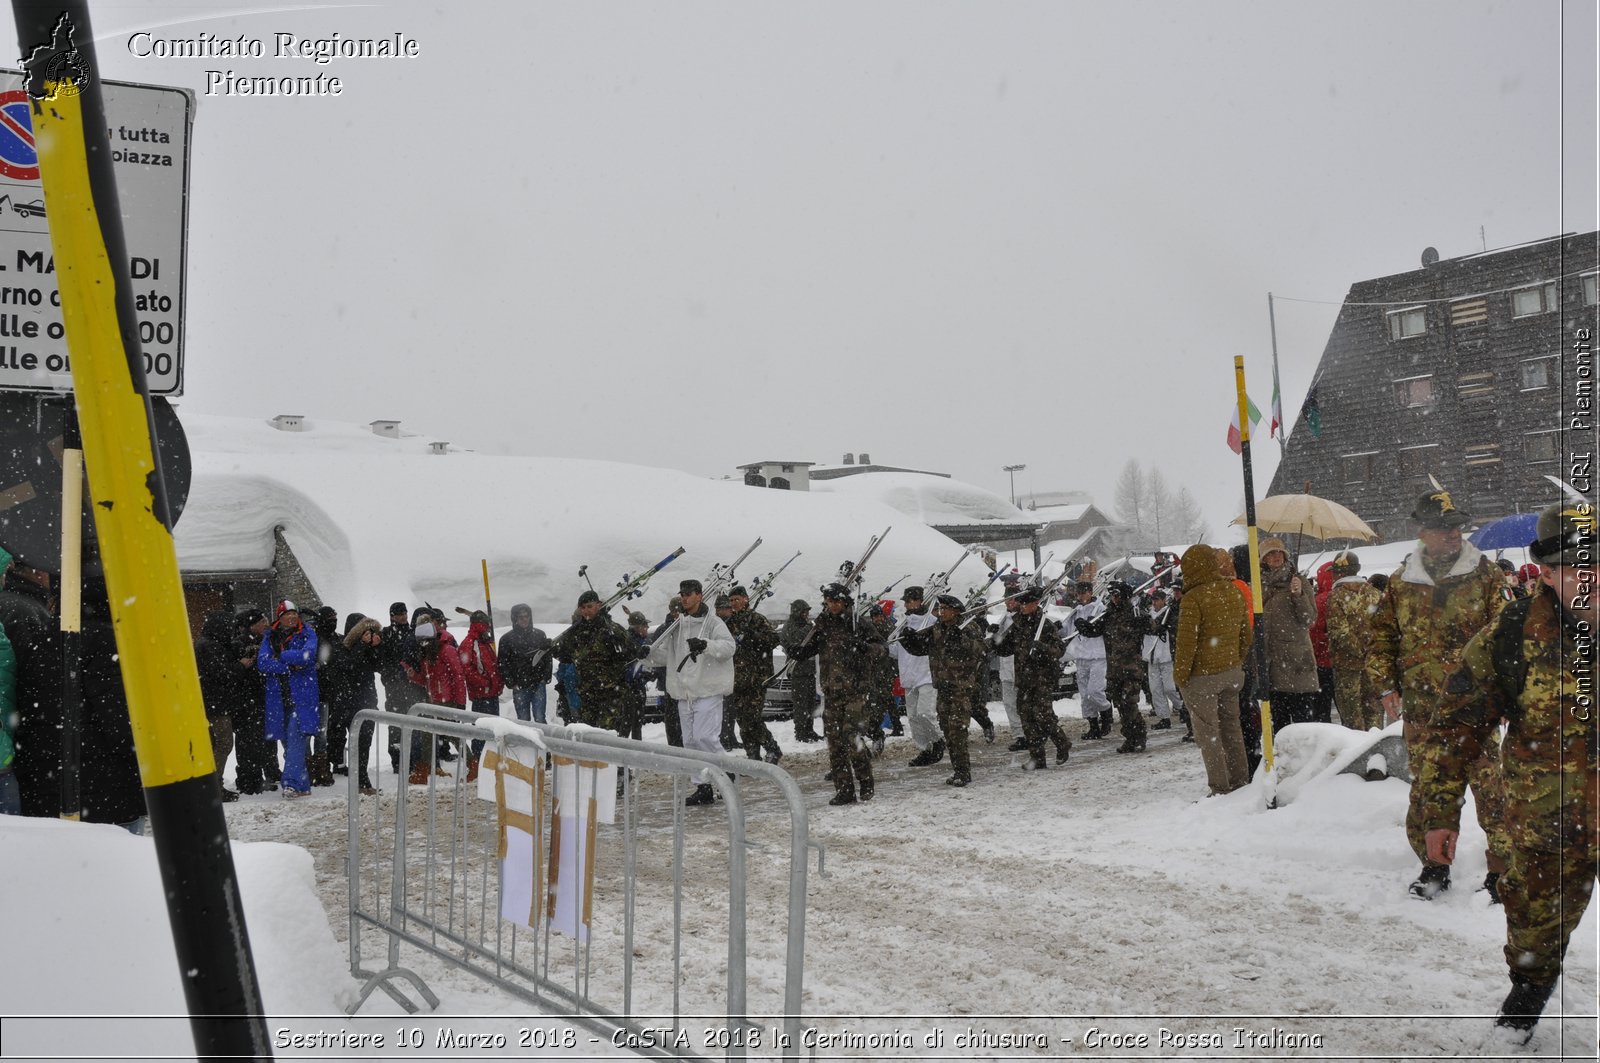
[258,600,320,797]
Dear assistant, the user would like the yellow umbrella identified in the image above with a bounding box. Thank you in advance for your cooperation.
[1231,493,1377,542]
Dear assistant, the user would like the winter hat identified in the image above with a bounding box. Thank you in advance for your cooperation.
[729,585,749,599]
[678,579,703,595]
[935,593,962,610]
[470,609,490,626]
[1517,563,1541,583]
[274,599,299,621]
[821,582,852,601]
[714,594,732,609]
[577,590,601,606]
[1331,550,1361,575]
[236,607,266,628]
[1260,538,1289,559]
[510,603,532,622]
[1411,488,1472,529]
[1016,586,1043,604]
[628,611,649,628]
[789,598,811,614]
[389,601,408,617]
[1529,501,1595,566]
[902,586,925,601]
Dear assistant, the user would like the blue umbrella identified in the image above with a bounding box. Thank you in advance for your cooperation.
[1469,512,1540,550]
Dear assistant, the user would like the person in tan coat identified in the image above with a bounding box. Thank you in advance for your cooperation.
[1258,537,1321,736]
[1172,543,1253,794]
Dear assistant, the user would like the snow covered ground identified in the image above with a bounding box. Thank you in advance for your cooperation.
[6,694,1594,1062]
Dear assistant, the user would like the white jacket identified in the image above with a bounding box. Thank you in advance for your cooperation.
[1068,600,1106,661]
[892,609,936,689]
[646,605,735,700]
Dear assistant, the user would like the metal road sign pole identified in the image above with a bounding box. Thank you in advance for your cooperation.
[8,3,272,1058]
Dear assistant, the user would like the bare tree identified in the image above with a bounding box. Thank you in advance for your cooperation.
[1172,486,1209,542]
[1114,459,1145,534]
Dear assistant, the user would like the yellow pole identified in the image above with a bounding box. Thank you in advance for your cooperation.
[1233,357,1274,773]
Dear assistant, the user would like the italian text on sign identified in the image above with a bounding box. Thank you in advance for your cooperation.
[0,72,193,395]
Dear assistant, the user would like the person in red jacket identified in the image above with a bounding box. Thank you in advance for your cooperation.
[1309,561,1337,723]
[459,610,504,774]
[401,617,468,783]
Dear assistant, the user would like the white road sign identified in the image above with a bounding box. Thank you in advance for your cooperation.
[0,71,193,395]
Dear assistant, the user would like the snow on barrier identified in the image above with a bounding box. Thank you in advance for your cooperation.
[1265,720,1409,806]
[343,705,814,1060]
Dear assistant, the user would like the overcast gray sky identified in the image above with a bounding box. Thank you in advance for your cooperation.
[9,1,1596,535]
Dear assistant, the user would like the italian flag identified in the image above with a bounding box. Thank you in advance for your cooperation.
[1226,395,1262,454]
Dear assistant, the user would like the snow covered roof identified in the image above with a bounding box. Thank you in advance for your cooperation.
[811,471,1032,527]
[173,414,977,622]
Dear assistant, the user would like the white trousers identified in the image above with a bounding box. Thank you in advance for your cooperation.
[1148,659,1182,719]
[678,695,725,782]
[905,683,940,748]
[1077,658,1110,715]
[999,679,1022,730]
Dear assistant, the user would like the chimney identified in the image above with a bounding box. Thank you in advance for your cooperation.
[270,414,305,432]
[429,441,449,455]
[842,453,854,465]
[858,452,871,465]
[369,419,401,439]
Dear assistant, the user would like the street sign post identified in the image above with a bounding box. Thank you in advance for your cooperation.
[0,70,192,394]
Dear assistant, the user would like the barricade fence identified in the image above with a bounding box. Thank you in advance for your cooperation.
[344,704,813,1060]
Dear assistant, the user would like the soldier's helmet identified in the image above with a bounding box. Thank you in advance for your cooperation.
[1410,488,1471,528]
[1529,501,1596,566]
[1330,550,1361,575]
[1107,579,1133,599]
[821,582,853,602]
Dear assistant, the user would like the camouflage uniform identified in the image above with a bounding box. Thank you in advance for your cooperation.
[1366,544,1511,870]
[1079,593,1149,753]
[995,607,1072,768]
[552,612,634,734]
[794,607,882,801]
[725,606,782,761]
[1325,576,1383,730]
[864,611,899,745]
[1423,583,1597,991]
[899,613,988,782]
[779,606,821,740]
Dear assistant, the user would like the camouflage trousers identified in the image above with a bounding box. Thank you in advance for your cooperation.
[1017,686,1070,763]
[1404,718,1511,867]
[1330,664,1378,731]
[934,681,974,781]
[1108,665,1148,747]
[729,687,780,761]
[1501,839,1598,986]
[823,694,875,800]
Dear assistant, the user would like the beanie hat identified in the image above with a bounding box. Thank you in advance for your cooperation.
[274,599,298,621]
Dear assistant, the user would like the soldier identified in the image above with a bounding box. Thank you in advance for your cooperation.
[991,581,1029,750]
[1324,551,1383,730]
[994,587,1072,770]
[620,611,653,741]
[779,599,822,742]
[552,591,637,739]
[1367,488,1511,901]
[788,583,880,805]
[899,594,989,786]
[894,586,944,767]
[724,586,783,764]
[714,594,739,750]
[647,579,736,805]
[1076,580,1149,754]
[1418,501,1597,1040]
[1068,581,1113,741]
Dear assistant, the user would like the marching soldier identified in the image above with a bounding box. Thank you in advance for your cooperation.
[1367,489,1511,901]
[1076,580,1149,754]
[789,583,881,805]
[552,590,637,738]
[1324,551,1383,730]
[1418,501,1597,1039]
[899,594,989,786]
[724,586,783,764]
[994,587,1072,770]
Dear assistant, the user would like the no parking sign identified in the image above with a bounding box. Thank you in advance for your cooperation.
[0,72,193,394]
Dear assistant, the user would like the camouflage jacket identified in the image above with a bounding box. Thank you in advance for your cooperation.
[797,608,886,703]
[552,612,633,699]
[1324,577,1382,671]
[1420,586,1598,852]
[778,615,817,685]
[1365,544,1507,723]
[1076,596,1144,673]
[725,608,780,692]
[899,617,987,695]
[995,609,1066,695]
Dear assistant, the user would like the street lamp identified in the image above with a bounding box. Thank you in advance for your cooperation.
[1003,463,1026,507]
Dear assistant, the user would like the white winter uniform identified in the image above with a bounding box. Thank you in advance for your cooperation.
[1068,599,1110,716]
[893,609,939,749]
[647,605,735,770]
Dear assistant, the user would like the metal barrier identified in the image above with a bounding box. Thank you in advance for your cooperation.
[343,704,814,1060]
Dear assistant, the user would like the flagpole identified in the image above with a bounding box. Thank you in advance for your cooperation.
[1234,356,1277,805]
[1268,292,1284,445]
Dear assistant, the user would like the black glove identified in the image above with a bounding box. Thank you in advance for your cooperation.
[686,637,708,656]
[634,644,651,660]
[1074,618,1094,636]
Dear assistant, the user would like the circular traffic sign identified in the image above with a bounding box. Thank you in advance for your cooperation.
[0,89,39,181]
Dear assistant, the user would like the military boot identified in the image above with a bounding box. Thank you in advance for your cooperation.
[1494,976,1555,1039]
[1408,864,1450,900]
[1054,737,1071,765]
[1098,710,1114,737]
[828,789,858,806]
[908,741,944,767]
[1007,736,1030,752]
[685,784,715,807]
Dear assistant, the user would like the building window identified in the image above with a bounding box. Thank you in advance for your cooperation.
[769,477,791,490]
[743,471,767,487]
[1449,297,1488,328]
[1342,452,1378,483]
[1521,356,1557,390]
[1387,306,1426,340]
[1457,370,1495,402]
[780,464,794,473]
[1511,281,1558,318]
[1394,375,1434,408]
[1524,431,1561,464]
[1464,442,1502,467]
[1399,444,1442,482]
[1584,272,1598,307]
